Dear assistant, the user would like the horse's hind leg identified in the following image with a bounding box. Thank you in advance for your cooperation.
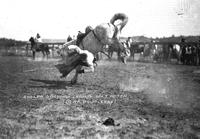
[71,65,82,84]
[46,52,49,59]
[32,51,35,60]
[41,51,45,58]
[46,50,50,59]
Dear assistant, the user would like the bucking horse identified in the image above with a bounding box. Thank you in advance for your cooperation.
[29,37,50,59]
[56,13,129,84]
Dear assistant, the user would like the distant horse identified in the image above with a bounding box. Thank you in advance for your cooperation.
[29,37,50,59]
[59,13,129,84]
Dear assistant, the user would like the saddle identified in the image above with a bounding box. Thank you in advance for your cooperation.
[76,26,93,46]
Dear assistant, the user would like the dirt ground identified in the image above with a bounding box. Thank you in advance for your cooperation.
[0,55,200,139]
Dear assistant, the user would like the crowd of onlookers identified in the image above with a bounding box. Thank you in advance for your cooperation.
[127,38,200,66]
[180,43,200,66]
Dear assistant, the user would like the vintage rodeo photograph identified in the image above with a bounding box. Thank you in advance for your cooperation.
[0,0,200,138]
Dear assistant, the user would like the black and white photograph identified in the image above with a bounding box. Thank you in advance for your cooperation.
[0,0,200,138]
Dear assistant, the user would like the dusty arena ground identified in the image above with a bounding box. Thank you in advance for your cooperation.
[0,55,200,139]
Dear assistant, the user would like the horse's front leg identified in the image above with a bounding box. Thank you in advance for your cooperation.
[117,50,121,61]
[71,65,82,84]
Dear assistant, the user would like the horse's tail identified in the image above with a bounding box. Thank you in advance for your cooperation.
[110,13,128,37]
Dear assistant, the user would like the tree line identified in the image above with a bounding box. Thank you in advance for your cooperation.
[0,38,27,48]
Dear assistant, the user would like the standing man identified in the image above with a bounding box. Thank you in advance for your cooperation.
[126,37,134,61]
[126,37,132,48]
[180,37,186,64]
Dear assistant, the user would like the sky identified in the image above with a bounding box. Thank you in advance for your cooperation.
[0,0,200,41]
